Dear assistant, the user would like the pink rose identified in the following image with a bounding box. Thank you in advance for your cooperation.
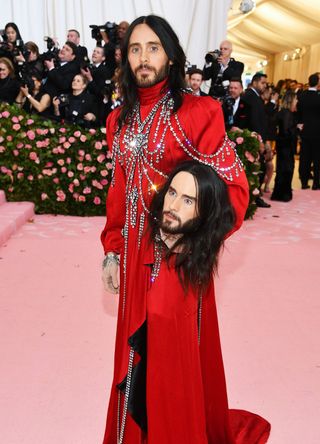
[92,179,103,190]
[18,115,24,121]
[236,137,244,144]
[106,151,112,158]
[100,179,108,186]
[17,172,24,179]
[100,170,108,177]
[36,128,43,135]
[68,184,74,193]
[27,175,34,181]
[61,167,67,173]
[74,130,81,137]
[78,149,85,156]
[52,147,59,154]
[13,150,19,156]
[17,143,24,149]
[73,179,80,186]
[106,162,112,170]
[89,128,96,135]
[67,171,74,178]
[63,141,71,149]
[97,154,106,163]
[93,196,101,205]
[244,151,255,163]
[53,177,59,184]
[80,174,86,181]
[56,190,66,201]
[29,152,38,161]
[77,163,83,171]
[91,166,96,173]
[80,135,87,142]
[0,146,5,153]
[66,157,71,164]
[59,127,66,133]
[84,166,91,173]
[68,137,75,143]
[27,119,34,125]
[85,153,92,161]
[12,123,21,131]
[59,136,66,143]
[2,111,10,118]
[78,195,86,202]
[46,162,53,167]
[38,174,43,179]
[27,130,35,140]
[12,116,20,123]
[83,187,91,194]
[49,128,55,134]
[7,135,13,141]
[41,193,48,200]
[102,140,107,146]
[57,159,65,166]
[94,141,102,150]
[252,188,260,196]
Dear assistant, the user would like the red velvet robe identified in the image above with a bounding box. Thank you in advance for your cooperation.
[101,79,270,444]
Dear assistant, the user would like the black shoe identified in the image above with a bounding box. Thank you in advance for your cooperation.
[312,184,320,190]
[301,185,310,189]
[256,197,271,208]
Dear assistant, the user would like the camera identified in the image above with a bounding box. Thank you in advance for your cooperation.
[57,93,69,106]
[39,36,59,64]
[79,56,92,71]
[89,22,119,45]
[205,49,222,64]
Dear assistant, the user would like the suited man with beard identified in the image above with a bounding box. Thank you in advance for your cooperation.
[223,78,250,130]
[203,40,244,99]
[297,72,320,190]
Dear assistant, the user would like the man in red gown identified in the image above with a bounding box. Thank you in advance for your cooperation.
[101,14,270,444]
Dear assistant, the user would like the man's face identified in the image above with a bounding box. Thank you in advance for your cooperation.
[67,31,79,45]
[161,171,198,234]
[229,81,242,99]
[117,22,128,40]
[128,23,172,88]
[219,40,232,59]
[253,76,267,94]
[189,73,202,92]
[59,44,76,62]
[92,47,105,64]
[115,47,122,65]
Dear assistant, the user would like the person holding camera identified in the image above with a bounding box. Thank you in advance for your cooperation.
[52,73,97,127]
[81,46,115,125]
[66,29,88,67]
[14,41,45,80]
[0,57,20,104]
[0,22,23,62]
[15,70,51,116]
[42,41,80,99]
[203,40,244,99]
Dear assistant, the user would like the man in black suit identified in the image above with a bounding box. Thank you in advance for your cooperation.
[223,78,250,130]
[81,46,115,125]
[203,40,244,99]
[43,41,80,97]
[188,68,208,96]
[67,29,88,66]
[243,72,272,207]
[297,73,320,190]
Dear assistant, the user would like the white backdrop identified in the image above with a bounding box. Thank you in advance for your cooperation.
[1,0,230,69]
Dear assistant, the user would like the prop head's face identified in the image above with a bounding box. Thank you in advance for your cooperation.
[128,23,172,88]
[161,171,198,234]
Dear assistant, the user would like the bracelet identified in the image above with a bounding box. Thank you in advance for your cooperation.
[27,94,31,99]
[102,252,120,269]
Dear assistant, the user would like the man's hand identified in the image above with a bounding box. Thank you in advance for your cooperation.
[44,59,55,70]
[81,67,93,82]
[102,254,120,294]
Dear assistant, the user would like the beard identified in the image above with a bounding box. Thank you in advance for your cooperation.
[133,61,170,88]
[160,211,200,235]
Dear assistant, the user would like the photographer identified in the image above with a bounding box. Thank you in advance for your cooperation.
[0,22,23,62]
[81,46,114,125]
[15,70,51,116]
[14,41,45,79]
[203,40,244,99]
[66,29,88,67]
[0,57,20,104]
[42,41,80,98]
[52,73,97,128]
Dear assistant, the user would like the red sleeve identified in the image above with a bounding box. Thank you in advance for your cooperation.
[185,96,249,234]
[100,109,126,254]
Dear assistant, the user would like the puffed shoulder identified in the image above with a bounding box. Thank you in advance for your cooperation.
[180,92,223,118]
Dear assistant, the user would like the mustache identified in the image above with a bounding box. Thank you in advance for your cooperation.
[162,211,181,223]
[134,63,156,74]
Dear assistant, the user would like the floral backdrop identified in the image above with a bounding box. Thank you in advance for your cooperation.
[0,104,260,218]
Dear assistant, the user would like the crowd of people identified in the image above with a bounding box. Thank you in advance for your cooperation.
[0,21,128,126]
[1,20,319,199]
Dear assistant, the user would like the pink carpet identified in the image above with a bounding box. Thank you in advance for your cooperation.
[0,189,319,444]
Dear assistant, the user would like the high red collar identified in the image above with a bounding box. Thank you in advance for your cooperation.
[137,78,169,106]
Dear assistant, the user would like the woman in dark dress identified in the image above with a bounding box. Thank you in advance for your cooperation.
[271,90,298,202]
[52,73,97,127]
[15,71,51,116]
[0,57,20,104]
